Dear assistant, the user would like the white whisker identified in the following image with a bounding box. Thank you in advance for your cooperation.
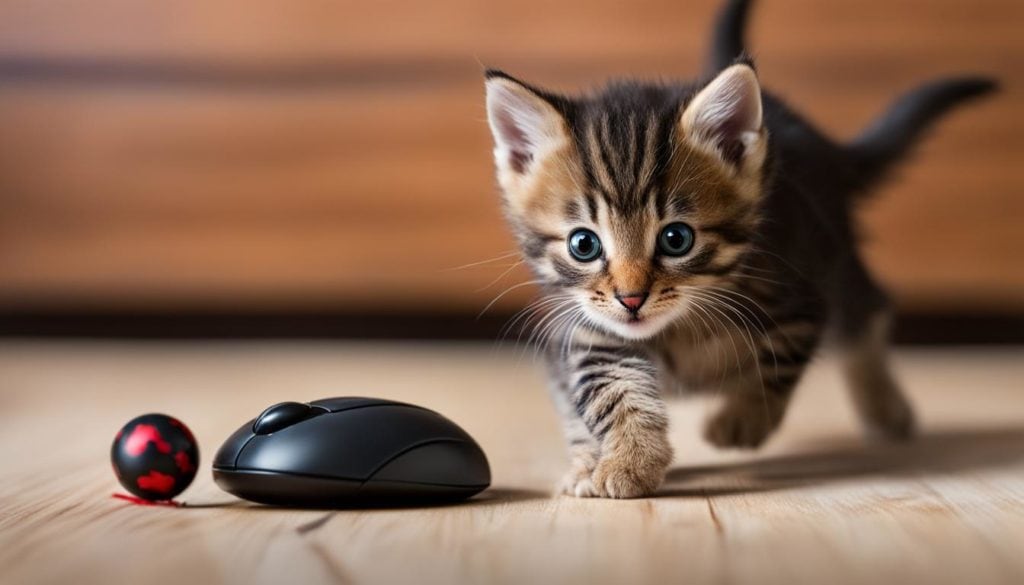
[444,251,521,271]
[477,279,543,319]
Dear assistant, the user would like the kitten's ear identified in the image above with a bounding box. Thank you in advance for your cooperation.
[681,63,765,170]
[485,70,570,177]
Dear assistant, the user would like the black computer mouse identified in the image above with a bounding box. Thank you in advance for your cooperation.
[212,397,490,507]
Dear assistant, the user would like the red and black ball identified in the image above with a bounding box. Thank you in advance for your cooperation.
[111,414,199,501]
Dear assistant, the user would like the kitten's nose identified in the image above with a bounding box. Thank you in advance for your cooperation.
[615,292,649,313]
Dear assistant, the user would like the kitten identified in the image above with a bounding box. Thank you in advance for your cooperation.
[483,0,995,498]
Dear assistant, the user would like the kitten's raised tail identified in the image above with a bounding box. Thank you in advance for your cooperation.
[705,1,998,194]
[848,77,998,192]
[706,0,753,75]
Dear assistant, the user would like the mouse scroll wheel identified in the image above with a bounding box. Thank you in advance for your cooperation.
[252,402,328,435]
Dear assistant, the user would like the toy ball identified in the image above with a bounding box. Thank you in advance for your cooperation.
[111,414,199,501]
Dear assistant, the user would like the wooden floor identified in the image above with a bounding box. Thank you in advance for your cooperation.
[1,341,1023,585]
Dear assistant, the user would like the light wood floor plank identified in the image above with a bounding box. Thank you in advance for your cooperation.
[0,342,1022,584]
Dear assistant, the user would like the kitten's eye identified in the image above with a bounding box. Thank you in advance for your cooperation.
[567,228,603,262]
[657,222,695,256]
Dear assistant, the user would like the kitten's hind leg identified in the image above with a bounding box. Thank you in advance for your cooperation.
[839,308,916,441]
[835,263,916,441]
[704,318,822,449]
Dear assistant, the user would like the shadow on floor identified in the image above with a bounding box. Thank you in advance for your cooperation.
[175,486,547,512]
[659,426,1024,497]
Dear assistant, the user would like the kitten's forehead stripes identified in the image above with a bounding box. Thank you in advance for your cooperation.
[584,192,599,223]
[582,122,617,200]
[568,93,681,217]
[598,115,623,194]
[565,89,700,226]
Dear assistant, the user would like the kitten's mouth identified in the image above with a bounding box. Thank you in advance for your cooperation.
[622,313,656,330]
[582,303,676,341]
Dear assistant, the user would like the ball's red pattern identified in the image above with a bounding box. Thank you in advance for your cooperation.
[124,424,171,456]
[111,414,199,501]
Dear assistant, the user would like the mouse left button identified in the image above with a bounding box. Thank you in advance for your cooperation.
[252,402,326,435]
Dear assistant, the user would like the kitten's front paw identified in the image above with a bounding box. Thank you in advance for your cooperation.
[558,454,668,499]
[704,397,783,449]
[589,458,664,499]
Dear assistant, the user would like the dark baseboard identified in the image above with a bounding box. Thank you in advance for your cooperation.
[0,310,1021,344]
[889,313,1024,345]
[0,311,514,341]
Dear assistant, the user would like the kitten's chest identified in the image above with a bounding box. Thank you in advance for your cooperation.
[653,325,753,392]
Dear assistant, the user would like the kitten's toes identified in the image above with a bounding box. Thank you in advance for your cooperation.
[557,468,598,498]
[556,456,599,497]
[589,458,663,499]
[704,398,782,449]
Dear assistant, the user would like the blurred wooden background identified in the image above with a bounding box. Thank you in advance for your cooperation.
[0,0,1021,317]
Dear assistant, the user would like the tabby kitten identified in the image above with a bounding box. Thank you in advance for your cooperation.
[483,0,995,498]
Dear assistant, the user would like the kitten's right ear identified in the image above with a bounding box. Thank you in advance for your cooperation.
[485,70,570,177]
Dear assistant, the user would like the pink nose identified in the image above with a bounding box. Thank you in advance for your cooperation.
[616,292,649,313]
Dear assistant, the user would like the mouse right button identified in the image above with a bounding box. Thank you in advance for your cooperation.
[371,440,491,487]
[308,397,404,412]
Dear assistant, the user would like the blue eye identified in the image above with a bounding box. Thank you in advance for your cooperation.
[568,229,602,262]
[658,222,695,256]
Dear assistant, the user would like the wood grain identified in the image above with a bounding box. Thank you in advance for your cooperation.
[0,0,1021,313]
[0,342,1022,584]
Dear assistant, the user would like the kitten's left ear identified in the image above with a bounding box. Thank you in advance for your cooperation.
[681,63,765,171]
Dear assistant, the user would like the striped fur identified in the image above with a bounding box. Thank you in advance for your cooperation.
[484,0,995,498]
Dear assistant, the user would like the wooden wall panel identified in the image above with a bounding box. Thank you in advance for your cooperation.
[0,85,509,311]
[0,0,1021,313]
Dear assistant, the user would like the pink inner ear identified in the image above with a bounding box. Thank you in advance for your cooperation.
[494,109,534,173]
[706,92,759,166]
[688,66,762,167]
[509,150,532,174]
[714,118,747,166]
